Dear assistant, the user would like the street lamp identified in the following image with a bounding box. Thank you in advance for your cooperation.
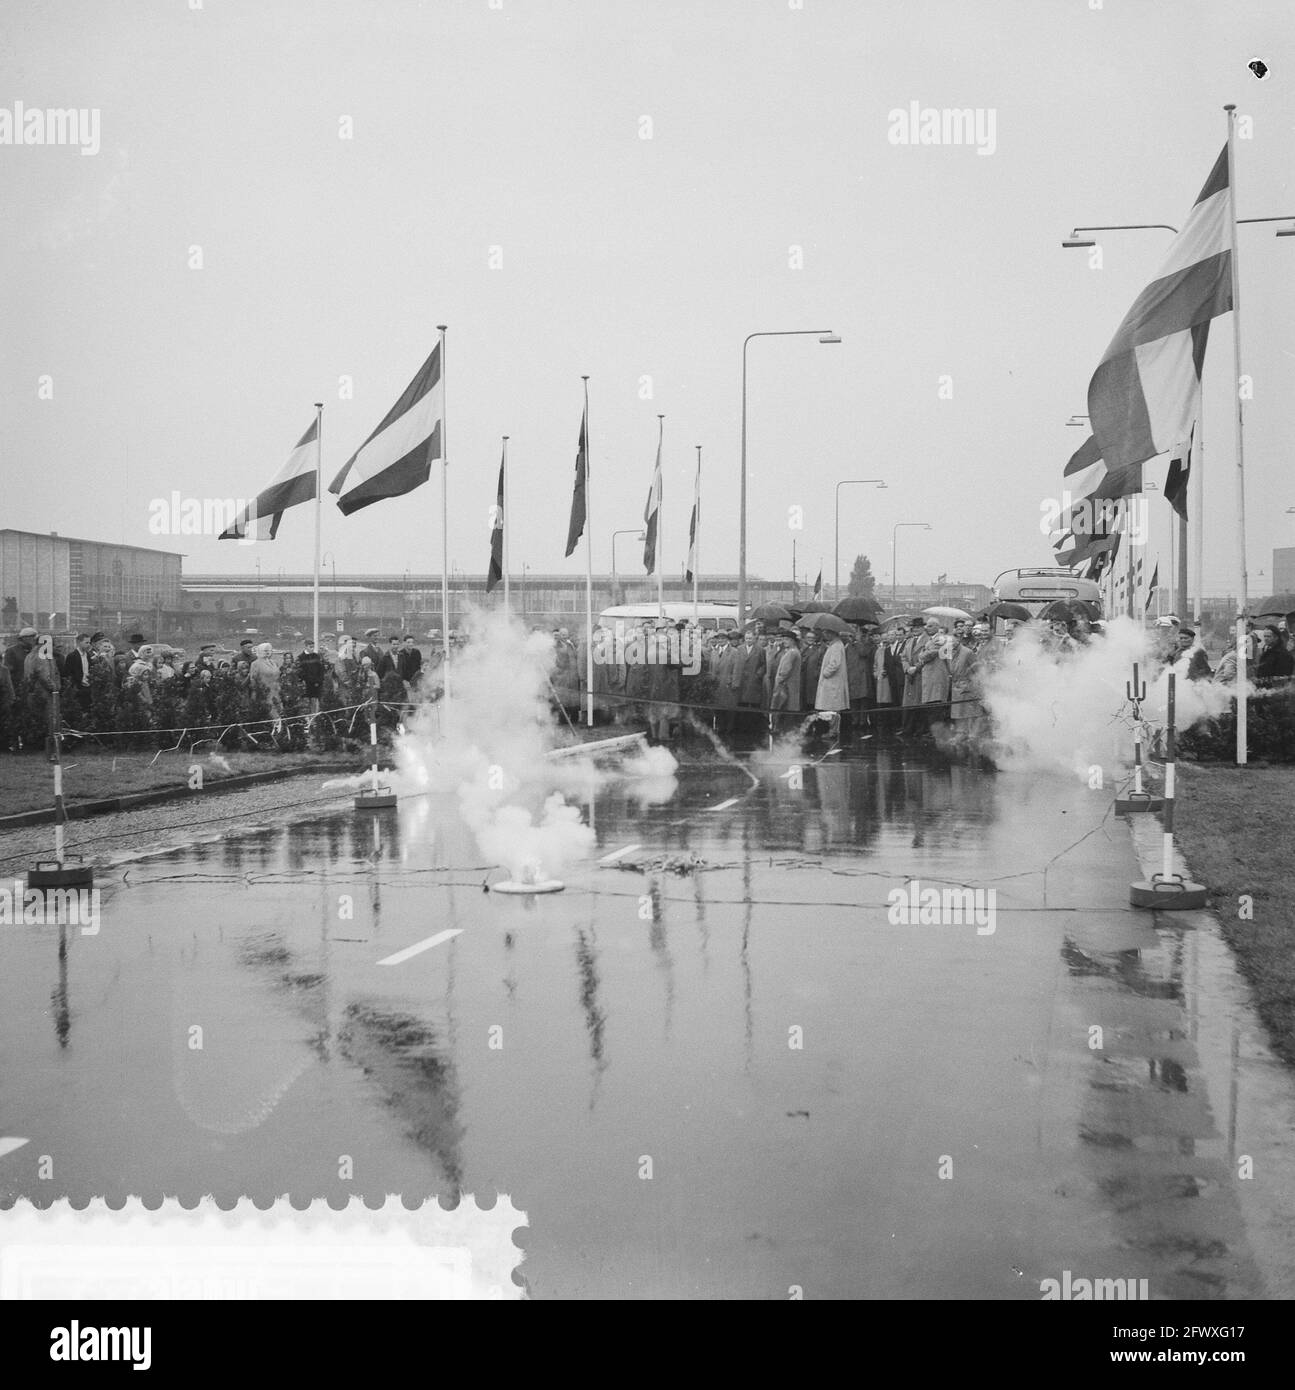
[611,528,646,606]
[834,479,886,599]
[891,522,931,606]
[739,329,841,631]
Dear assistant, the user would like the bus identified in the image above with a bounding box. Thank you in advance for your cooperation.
[992,568,1103,619]
[598,602,740,632]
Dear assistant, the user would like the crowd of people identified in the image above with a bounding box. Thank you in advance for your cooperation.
[3,604,1291,760]
[0,625,449,757]
[547,605,1295,750]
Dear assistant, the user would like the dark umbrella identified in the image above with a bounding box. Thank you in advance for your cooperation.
[1252,592,1295,617]
[798,599,835,613]
[751,603,794,623]
[832,595,884,621]
[986,600,1031,622]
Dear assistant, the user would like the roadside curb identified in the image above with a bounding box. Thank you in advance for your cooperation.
[0,760,366,832]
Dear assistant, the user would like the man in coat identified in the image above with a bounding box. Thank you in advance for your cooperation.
[398,635,423,690]
[358,629,383,669]
[714,630,743,735]
[62,632,93,715]
[814,633,850,741]
[916,620,952,737]
[801,630,826,716]
[770,629,803,736]
[3,626,37,701]
[898,618,926,739]
[736,626,767,739]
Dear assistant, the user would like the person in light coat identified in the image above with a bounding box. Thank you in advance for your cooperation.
[770,631,803,735]
[814,635,850,742]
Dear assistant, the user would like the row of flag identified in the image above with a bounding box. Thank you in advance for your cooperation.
[221,346,701,591]
[1052,144,1232,586]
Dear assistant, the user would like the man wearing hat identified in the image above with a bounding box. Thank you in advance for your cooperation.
[714,630,743,735]
[4,626,38,701]
[770,626,802,735]
[735,624,767,737]
[1173,626,1212,682]
[358,629,382,669]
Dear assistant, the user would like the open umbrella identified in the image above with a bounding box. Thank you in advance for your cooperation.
[798,599,835,613]
[922,605,972,624]
[1252,592,1295,617]
[1040,600,1076,622]
[986,600,1030,622]
[751,602,794,623]
[797,611,853,636]
[833,595,884,621]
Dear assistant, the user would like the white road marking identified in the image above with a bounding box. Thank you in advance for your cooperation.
[599,843,641,863]
[711,797,740,811]
[377,929,463,966]
[0,1137,30,1159]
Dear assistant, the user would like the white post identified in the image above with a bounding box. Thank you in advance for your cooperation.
[370,718,380,793]
[312,403,323,652]
[502,435,510,613]
[693,444,701,623]
[1224,107,1248,766]
[1192,413,1204,625]
[438,325,450,707]
[656,414,665,619]
[583,376,594,727]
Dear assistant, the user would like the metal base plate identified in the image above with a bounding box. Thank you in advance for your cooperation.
[492,879,566,895]
[28,863,95,888]
[355,791,398,810]
[1130,878,1208,911]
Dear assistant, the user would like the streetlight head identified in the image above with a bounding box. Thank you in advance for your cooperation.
[818,334,842,345]
[1277,225,1295,237]
[1062,233,1096,249]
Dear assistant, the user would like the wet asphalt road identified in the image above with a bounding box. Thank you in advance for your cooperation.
[0,747,1290,1299]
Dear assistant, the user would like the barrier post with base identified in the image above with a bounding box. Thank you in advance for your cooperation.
[1115,660,1163,814]
[354,707,397,810]
[28,687,94,889]
[1130,672,1206,910]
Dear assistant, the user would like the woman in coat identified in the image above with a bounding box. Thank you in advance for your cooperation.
[250,641,281,715]
[946,632,981,740]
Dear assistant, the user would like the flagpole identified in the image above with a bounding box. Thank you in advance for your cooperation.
[1224,106,1248,766]
[693,444,701,623]
[1192,415,1204,624]
[501,435,510,613]
[312,402,323,652]
[657,414,665,619]
[583,375,593,727]
[439,325,450,706]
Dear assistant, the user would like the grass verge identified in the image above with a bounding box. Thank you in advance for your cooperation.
[1173,762,1295,1068]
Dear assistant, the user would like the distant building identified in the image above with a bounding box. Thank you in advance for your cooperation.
[180,572,800,638]
[1,529,183,634]
[1273,546,1295,595]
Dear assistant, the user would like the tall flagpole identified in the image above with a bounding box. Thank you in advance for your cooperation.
[583,375,593,727]
[657,414,665,618]
[312,402,323,652]
[1224,106,1248,766]
[501,435,510,613]
[1192,414,1204,625]
[439,325,450,706]
[693,444,701,623]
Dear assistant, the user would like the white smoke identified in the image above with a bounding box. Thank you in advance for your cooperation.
[395,610,595,880]
[979,615,1237,778]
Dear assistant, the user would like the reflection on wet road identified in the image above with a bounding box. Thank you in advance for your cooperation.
[1,749,1288,1298]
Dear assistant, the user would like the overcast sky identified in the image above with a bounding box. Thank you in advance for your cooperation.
[3,0,1292,597]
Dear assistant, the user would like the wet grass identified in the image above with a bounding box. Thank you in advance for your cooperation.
[0,746,354,816]
[1173,764,1295,1069]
